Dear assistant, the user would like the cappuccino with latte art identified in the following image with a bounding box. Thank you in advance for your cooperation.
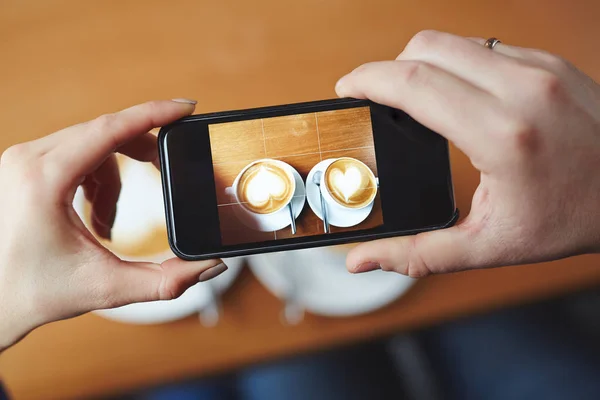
[237,160,295,214]
[324,157,377,209]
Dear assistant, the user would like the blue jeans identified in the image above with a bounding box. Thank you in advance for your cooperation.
[419,296,600,400]
[140,341,403,400]
[138,292,600,400]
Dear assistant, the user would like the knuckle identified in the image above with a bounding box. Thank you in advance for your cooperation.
[529,68,565,102]
[500,118,540,156]
[1,143,30,164]
[11,162,48,199]
[401,30,453,58]
[89,113,116,135]
[409,30,440,49]
[142,100,163,114]
[92,259,125,309]
[405,236,433,278]
[403,30,434,55]
[132,101,162,124]
[95,278,120,309]
[157,274,186,301]
[402,61,431,86]
[351,61,374,76]
[536,51,570,73]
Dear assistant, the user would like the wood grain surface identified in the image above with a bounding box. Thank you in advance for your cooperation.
[210,106,381,244]
[0,1,599,399]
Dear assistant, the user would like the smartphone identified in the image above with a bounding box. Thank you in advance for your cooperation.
[158,98,458,260]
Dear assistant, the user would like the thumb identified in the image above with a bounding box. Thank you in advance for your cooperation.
[100,258,227,308]
[346,225,478,277]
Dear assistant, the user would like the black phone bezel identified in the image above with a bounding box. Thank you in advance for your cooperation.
[158,98,458,260]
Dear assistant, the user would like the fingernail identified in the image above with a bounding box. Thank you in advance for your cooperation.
[171,98,197,105]
[198,263,228,282]
[353,261,381,274]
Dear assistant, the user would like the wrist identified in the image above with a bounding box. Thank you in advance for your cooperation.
[0,310,35,353]
[0,291,38,352]
[0,318,23,353]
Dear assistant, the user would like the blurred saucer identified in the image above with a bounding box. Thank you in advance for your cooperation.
[71,156,244,324]
[305,159,373,228]
[93,257,244,325]
[72,156,171,262]
[248,247,414,317]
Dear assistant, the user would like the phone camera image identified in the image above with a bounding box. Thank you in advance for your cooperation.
[208,106,383,246]
[160,99,456,259]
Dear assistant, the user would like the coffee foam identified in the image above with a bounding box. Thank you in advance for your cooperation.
[238,161,294,214]
[325,158,376,208]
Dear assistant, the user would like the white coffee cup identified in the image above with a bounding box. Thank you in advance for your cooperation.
[225,158,298,232]
[320,157,378,214]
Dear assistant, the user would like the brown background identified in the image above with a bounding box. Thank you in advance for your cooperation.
[1,1,600,399]
[210,106,383,245]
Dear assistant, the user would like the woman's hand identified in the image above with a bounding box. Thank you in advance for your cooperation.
[337,30,600,277]
[0,100,225,351]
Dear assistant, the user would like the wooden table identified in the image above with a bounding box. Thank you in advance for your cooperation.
[211,106,383,245]
[1,1,599,399]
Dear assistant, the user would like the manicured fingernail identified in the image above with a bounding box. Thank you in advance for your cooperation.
[198,263,228,282]
[171,98,197,105]
[353,262,381,274]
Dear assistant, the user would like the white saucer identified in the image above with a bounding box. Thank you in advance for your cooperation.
[71,156,244,324]
[230,167,306,232]
[305,159,373,228]
[248,247,414,317]
[93,257,244,325]
[72,156,173,263]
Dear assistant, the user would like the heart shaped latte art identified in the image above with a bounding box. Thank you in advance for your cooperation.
[246,166,288,206]
[328,166,364,202]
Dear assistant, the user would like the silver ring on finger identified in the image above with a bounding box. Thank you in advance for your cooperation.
[484,37,501,50]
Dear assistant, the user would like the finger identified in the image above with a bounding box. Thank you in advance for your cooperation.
[47,99,195,190]
[90,154,121,240]
[103,258,227,307]
[81,176,98,203]
[397,30,521,95]
[117,132,158,163]
[466,37,541,61]
[346,225,480,277]
[336,60,503,159]
[152,157,161,171]
[467,37,600,113]
[467,37,578,73]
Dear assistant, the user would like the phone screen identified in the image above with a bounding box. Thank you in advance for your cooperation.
[160,99,456,259]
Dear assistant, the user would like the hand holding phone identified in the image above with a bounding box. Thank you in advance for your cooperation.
[337,31,600,277]
[158,98,457,260]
